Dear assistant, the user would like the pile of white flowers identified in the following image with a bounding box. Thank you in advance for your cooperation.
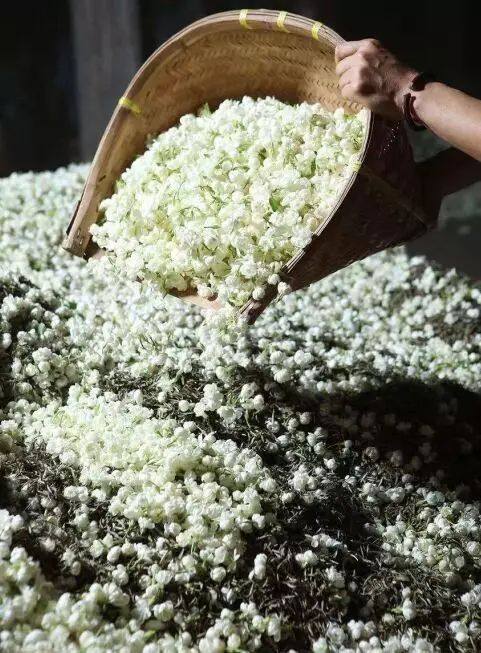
[92,97,365,308]
[1,163,481,652]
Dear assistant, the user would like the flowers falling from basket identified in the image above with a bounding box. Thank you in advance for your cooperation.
[91,97,366,310]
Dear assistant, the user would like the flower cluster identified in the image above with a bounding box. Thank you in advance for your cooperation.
[26,386,275,561]
[91,97,366,308]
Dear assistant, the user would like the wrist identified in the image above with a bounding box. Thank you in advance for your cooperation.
[393,68,419,113]
[410,80,440,118]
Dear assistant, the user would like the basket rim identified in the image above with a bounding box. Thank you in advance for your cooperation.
[63,8,375,320]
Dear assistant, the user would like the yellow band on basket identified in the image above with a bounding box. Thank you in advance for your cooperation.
[118,96,141,115]
[239,9,252,29]
[311,21,323,40]
[276,11,289,32]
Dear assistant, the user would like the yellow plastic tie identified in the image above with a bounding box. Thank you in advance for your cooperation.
[311,21,323,40]
[118,96,141,115]
[276,10,289,32]
[239,9,252,30]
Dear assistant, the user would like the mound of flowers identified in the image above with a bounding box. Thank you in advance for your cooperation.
[1,164,481,652]
[91,98,366,309]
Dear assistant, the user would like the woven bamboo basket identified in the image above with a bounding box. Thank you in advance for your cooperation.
[64,9,431,324]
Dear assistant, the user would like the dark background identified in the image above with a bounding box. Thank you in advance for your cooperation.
[1,0,479,176]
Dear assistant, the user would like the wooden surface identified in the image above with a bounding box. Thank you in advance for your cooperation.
[69,0,141,160]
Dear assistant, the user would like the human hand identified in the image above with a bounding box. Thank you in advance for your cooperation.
[335,39,417,121]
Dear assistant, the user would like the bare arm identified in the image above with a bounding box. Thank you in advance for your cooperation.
[335,39,481,163]
[414,85,481,162]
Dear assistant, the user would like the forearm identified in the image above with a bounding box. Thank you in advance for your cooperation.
[413,83,481,162]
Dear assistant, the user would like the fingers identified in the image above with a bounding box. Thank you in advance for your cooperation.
[338,69,354,90]
[335,39,382,99]
[335,38,380,63]
[338,69,373,100]
[335,41,363,63]
[335,54,358,77]
[340,81,367,104]
[340,83,356,101]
